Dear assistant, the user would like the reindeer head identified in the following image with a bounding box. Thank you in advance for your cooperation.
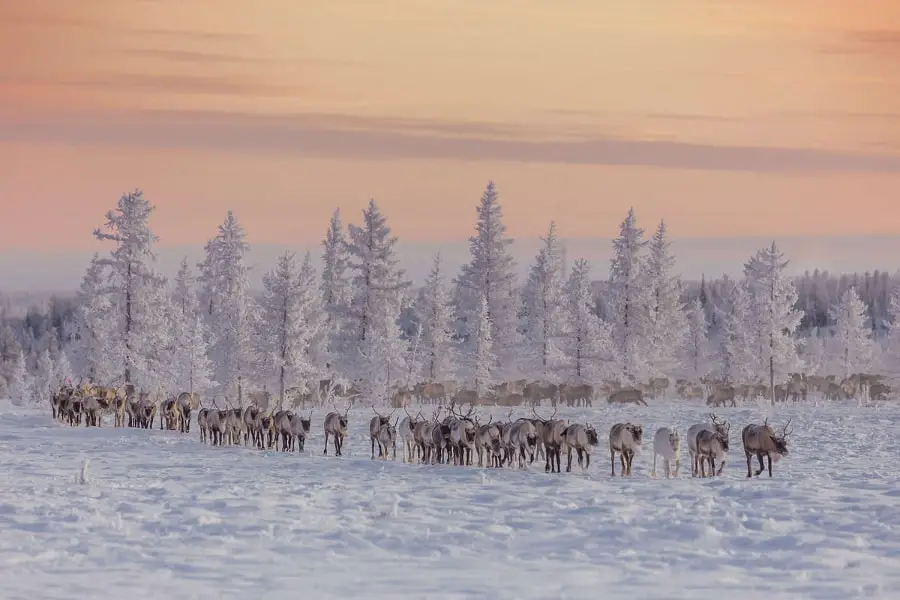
[772,418,792,455]
[300,411,312,433]
[586,424,599,446]
[627,423,643,444]
[668,429,680,452]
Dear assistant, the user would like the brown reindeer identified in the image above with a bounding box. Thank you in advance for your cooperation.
[742,418,792,478]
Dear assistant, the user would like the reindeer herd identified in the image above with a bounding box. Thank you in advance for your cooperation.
[46,379,795,479]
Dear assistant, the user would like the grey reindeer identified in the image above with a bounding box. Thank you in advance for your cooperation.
[609,422,643,477]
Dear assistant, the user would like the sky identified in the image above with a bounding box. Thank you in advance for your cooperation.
[1,0,900,289]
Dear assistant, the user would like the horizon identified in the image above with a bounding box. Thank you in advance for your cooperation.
[2,232,900,294]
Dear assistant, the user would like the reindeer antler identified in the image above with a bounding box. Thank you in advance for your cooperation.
[373,406,384,418]
[781,417,793,438]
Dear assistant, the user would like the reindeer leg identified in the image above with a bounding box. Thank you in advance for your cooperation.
[755,453,765,476]
[766,454,773,477]
[585,450,590,470]
[324,432,329,455]
[371,437,375,459]
[745,450,752,477]
[674,457,680,478]
[567,447,573,472]
[610,450,616,477]
[555,448,562,473]
[710,456,716,477]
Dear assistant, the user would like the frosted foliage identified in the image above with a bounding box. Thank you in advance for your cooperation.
[415,253,458,382]
[718,281,756,385]
[200,211,259,402]
[70,255,121,385]
[357,301,409,400]
[170,261,214,396]
[644,221,688,378]
[827,287,874,378]
[35,350,54,400]
[320,209,351,366]
[607,208,651,382]
[298,253,328,380]
[681,298,712,380]
[344,200,408,387]
[520,222,566,377]
[52,351,73,390]
[8,351,33,406]
[455,182,518,371]
[259,252,323,402]
[743,242,804,385]
[561,259,616,382]
[93,189,167,387]
[885,286,900,377]
[470,295,497,396]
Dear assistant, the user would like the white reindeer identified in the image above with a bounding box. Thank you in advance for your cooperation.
[652,427,681,478]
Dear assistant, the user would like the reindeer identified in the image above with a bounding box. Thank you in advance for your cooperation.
[533,407,566,473]
[429,418,453,464]
[742,418,792,478]
[82,395,103,427]
[398,408,422,463]
[370,407,398,460]
[652,427,680,478]
[608,388,648,405]
[558,383,594,407]
[197,407,210,443]
[695,423,729,477]
[413,408,441,464]
[563,423,599,472]
[506,418,539,469]
[175,392,198,433]
[323,404,350,456]
[609,422,643,477]
[289,411,313,452]
[475,415,503,468]
[207,408,227,446]
[707,384,737,407]
[687,414,729,477]
[448,404,478,466]
[137,393,158,429]
[161,397,181,431]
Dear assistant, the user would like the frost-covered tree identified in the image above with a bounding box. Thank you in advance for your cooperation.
[607,208,650,382]
[718,281,756,385]
[520,222,566,377]
[470,295,497,395]
[35,349,54,400]
[884,285,900,378]
[681,298,713,380]
[415,253,457,382]
[827,287,874,378]
[70,254,121,384]
[560,259,615,382]
[455,182,518,375]
[52,351,74,390]
[344,200,409,392]
[260,252,323,407]
[170,260,214,396]
[200,211,259,403]
[743,242,804,399]
[93,190,169,388]
[298,252,327,379]
[7,351,33,406]
[644,221,688,378]
[321,208,351,367]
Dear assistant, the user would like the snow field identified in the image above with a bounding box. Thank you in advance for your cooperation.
[2,399,900,599]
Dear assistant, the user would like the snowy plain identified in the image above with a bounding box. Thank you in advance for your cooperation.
[1,399,900,600]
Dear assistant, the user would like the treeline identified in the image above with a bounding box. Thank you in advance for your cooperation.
[1,182,899,404]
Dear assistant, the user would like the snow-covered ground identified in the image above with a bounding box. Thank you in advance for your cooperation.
[2,399,900,599]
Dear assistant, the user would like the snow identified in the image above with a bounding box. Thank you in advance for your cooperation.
[2,399,900,599]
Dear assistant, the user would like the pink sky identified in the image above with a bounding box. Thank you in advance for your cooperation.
[1,0,899,255]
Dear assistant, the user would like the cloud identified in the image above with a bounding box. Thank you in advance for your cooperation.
[821,29,900,56]
[3,108,900,174]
